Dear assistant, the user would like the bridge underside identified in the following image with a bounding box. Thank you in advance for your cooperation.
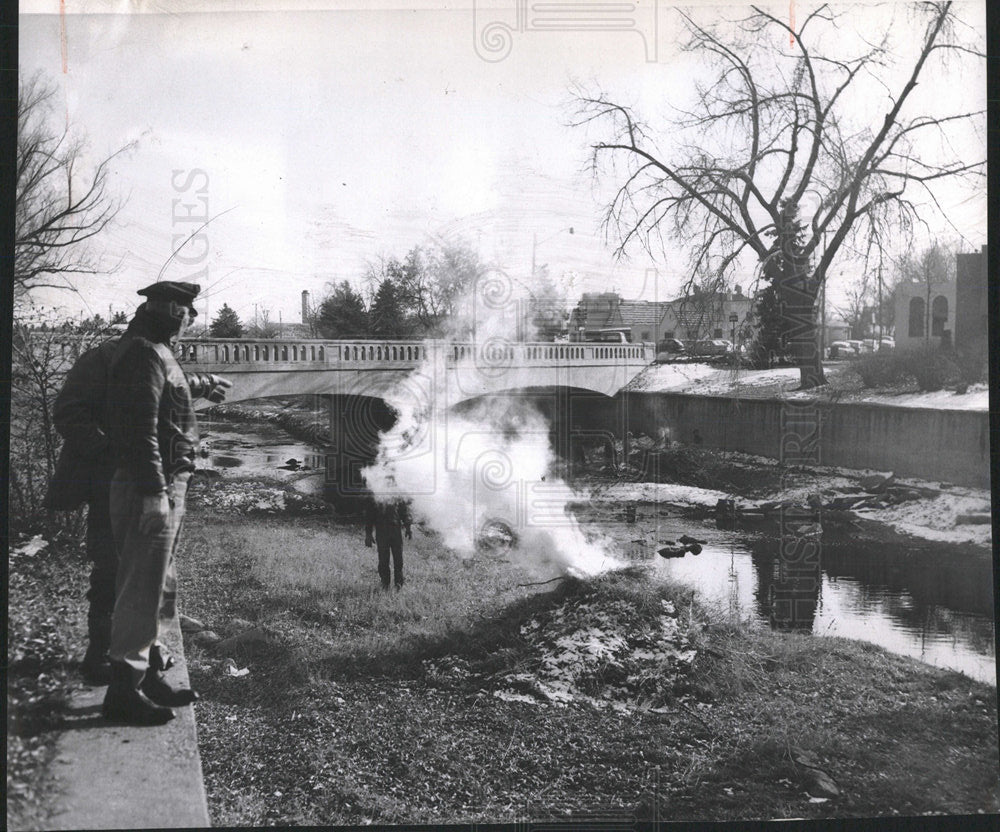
[189,356,648,410]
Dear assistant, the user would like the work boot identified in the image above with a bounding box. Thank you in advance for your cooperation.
[81,616,112,685]
[102,662,175,726]
[142,646,198,707]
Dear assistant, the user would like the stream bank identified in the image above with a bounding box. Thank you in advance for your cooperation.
[179,485,999,825]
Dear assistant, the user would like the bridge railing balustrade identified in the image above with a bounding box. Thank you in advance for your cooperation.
[177,339,654,369]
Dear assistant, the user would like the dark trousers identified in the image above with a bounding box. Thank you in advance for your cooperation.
[85,486,118,646]
[376,530,404,588]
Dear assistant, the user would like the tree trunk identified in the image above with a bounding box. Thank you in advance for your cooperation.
[798,349,827,389]
[778,267,828,390]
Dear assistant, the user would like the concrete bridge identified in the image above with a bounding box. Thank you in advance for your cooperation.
[179,337,654,500]
[178,337,653,406]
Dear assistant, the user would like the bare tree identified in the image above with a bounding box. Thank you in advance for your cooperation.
[247,308,281,339]
[15,72,131,301]
[834,275,873,341]
[896,240,954,343]
[574,2,984,387]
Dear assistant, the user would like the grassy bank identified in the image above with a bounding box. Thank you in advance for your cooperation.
[180,479,1000,825]
[7,535,91,831]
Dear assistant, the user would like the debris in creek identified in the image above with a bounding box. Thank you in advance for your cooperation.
[714,474,943,528]
[277,457,307,471]
[657,536,704,559]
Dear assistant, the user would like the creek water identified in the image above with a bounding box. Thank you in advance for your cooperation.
[582,503,996,685]
[197,418,997,685]
[199,418,328,494]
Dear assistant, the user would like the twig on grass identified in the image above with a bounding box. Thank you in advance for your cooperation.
[516,577,566,588]
[677,703,713,731]
[499,724,519,766]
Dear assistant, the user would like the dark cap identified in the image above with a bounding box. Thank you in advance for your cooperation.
[136,281,201,305]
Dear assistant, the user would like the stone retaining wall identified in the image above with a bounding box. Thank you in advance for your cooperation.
[623,392,991,488]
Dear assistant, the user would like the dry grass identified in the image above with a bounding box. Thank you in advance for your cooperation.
[177,495,999,826]
[182,512,546,676]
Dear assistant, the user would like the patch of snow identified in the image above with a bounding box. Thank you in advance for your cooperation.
[855,490,993,546]
[493,690,539,705]
[12,535,48,557]
[630,365,988,411]
[630,363,804,395]
[625,362,721,392]
[854,386,988,411]
[771,475,861,502]
[585,482,731,507]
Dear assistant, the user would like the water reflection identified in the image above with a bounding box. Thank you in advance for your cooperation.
[749,535,822,633]
[653,520,996,684]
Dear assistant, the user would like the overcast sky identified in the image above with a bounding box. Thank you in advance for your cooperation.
[19,1,987,327]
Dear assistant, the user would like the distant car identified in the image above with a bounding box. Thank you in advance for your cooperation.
[847,339,868,354]
[861,337,895,352]
[586,328,632,344]
[828,340,854,359]
[688,339,733,357]
[654,338,685,363]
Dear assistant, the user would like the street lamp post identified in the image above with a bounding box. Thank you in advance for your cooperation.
[531,227,574,278]
[729,312,738,347]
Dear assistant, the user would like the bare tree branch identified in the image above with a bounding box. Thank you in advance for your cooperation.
[15,71,133,302]
[572,1,984,388]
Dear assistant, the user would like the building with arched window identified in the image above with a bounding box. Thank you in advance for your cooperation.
[893,245,987,353]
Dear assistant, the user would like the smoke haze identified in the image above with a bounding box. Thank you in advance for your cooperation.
[361,270,622,579]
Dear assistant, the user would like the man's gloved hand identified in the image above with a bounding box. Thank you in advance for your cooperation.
[206,374,233,404]
[140,493,171,536]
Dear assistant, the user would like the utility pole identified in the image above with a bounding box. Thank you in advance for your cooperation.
[820,279,826,359]
[531,227,574,279]
[925,257,932,343]
[876,260,884,345]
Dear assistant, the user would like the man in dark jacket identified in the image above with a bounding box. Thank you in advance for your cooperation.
[101,281,213,725]
[47,338,122,684]
[365,497,413,590]
[47,329,230,685]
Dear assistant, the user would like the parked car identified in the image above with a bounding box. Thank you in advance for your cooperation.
[654,338,686,363]
[863,337,895,352]
[688,339,734,357]
[586,328,632,344]
[846,339,868,354]
[828,340,855,359]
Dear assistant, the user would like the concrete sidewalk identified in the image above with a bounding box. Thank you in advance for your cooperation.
[45,615,210,830]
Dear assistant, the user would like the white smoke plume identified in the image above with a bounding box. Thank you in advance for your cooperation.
[361,268,622,579]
